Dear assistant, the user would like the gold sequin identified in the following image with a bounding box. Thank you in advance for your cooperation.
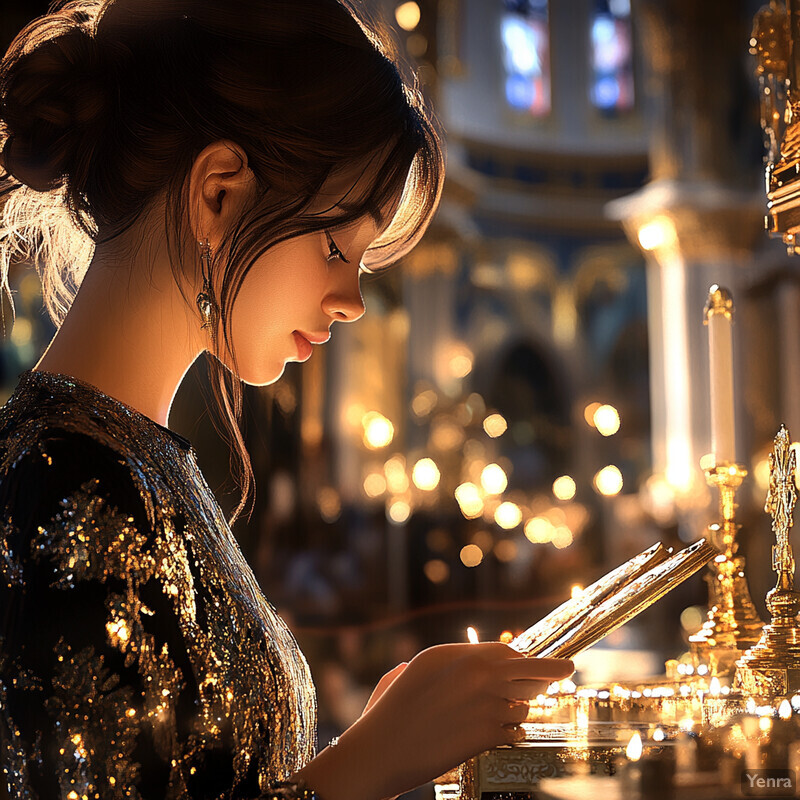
[0,370,317,798]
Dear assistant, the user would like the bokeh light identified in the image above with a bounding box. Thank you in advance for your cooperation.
[387,499,411,524]
[430,418,465,451]
[424,559,449,584]
[552,475,577,501]
[455,482,484,519]
[384,456,409,494]
[483,413,508,438]
[412,458,441,491]
[593,404,620,436]
[584,401,602,427]
[317,487,341,523]
[524,516,553,543]
[481,463,508,494]
[460,544,484,567]
[363,472,387,498]
[447,343,474,378]
[680,605,705,634]
[411,389,438,417]
[551,526,574,548]
[363,412,394,449]
[594,465,623,496]
[494,501,522,529]
[395,1,421,31]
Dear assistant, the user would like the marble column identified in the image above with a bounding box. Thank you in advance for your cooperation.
[609,0,767,533]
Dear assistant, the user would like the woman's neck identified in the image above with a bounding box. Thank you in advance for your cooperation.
[35,231,204,427]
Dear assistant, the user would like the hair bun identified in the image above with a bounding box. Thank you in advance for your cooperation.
[1,24,109,191]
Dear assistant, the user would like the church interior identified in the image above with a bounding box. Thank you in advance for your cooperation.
[7,0,800,797]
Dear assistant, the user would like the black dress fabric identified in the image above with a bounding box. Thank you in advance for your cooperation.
[0,370,317,800]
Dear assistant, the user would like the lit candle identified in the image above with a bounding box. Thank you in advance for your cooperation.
[705,285,736,464]
[466,626,479,644]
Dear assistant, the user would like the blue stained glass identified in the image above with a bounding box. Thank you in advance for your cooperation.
[590,6,634,112]
[502,16,542,77]
[593,76,620,109]
[506,74,536,110]
[501,2,550,116]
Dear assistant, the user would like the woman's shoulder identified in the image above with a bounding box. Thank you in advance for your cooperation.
[1,369,189,465]
[0,371,190,531]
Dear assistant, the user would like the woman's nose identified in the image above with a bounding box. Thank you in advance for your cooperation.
[322,274,366,323]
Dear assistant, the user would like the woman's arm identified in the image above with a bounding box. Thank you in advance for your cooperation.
[294,643,573,800]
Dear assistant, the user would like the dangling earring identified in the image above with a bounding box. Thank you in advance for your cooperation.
[197,238,218,341]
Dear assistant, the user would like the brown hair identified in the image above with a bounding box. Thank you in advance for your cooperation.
[0,0,444,521]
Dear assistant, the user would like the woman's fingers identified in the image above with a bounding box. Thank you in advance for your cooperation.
[363,662,408,715]
[500,655,574,681]
[500,699,530,725]
[502,680,549,702]
[502,722,527,745]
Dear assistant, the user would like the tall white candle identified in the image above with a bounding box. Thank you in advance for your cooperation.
[705,285,735,464]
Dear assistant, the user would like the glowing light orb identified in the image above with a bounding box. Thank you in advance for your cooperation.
[494,501,522,529]
[483,413,508,438]
[481,463,508,494]
[553,475,577,501]
[362,412,394,449]
[387,499,411,524]
[424,559,449,584]
[395,1,421,31]
[412,458,441,491]
[594,465,623,496]
[524,517,552,543]
[593,404,620,436]
[460,544,484,567]
[455,482,484,519]
[363,472,387,498]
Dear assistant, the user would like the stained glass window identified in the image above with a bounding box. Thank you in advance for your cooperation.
[590,0,634,112]
[501,0,550,116]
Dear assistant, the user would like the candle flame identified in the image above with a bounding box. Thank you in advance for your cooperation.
[709,676,721,696]
[626,731,643,761]
[466,626,479,644]
[779,699,793,720]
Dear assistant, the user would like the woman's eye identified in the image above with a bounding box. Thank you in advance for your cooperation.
[326,234,350,264]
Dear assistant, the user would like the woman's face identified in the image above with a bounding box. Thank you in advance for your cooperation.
[224,214,380,386]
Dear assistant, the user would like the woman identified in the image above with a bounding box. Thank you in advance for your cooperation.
[0,1,573,798]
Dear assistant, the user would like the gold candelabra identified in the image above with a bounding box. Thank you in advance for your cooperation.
[689,287,763,674]
[689,459,764,674]
[736,425,800,699]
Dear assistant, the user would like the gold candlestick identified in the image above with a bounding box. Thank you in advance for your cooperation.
[689,460,763,675]
[736,425,800,699]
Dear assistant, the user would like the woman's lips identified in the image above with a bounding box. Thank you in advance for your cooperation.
[293,331,313,362]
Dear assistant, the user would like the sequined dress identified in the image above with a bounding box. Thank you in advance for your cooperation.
[0,370,318,799]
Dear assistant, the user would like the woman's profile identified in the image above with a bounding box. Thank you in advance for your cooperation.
[0,1,573,798]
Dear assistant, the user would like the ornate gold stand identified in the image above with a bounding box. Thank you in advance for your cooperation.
[736,426,800,699]
[689,460,763,675]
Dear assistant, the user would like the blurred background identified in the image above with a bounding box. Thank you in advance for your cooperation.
[1,0,795,763]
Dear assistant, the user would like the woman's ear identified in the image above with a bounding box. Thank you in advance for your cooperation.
[187,140,257,247]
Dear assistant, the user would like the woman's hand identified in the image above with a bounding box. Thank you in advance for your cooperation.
[362,661,407,715]
[293,642,573,800]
